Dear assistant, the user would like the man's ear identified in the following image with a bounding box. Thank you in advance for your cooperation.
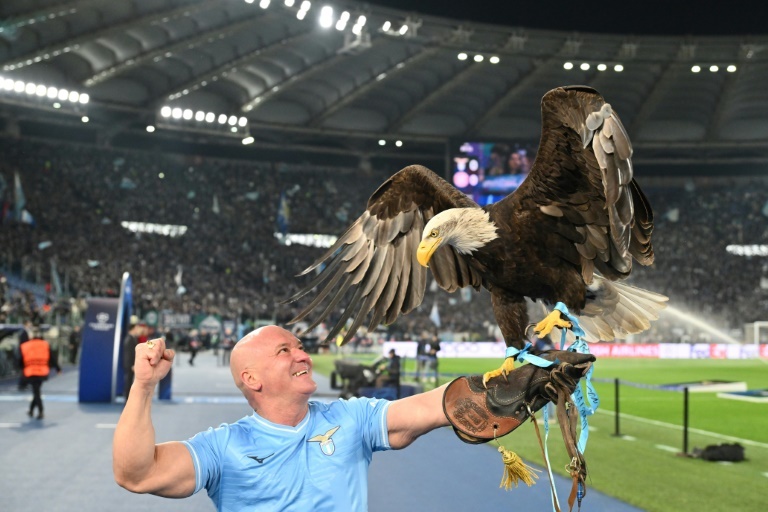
[241,369,262,392]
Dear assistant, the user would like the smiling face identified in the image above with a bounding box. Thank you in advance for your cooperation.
[231,326,317,403]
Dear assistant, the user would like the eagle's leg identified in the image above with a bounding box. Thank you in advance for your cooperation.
[533,310,572,338]
[483,294,529,387]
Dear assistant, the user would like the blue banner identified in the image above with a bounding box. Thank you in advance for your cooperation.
[78,298,119,402]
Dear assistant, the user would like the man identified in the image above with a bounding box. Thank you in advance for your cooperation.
[375,348,401,390]
[425,335,441,384]
[20,326,60,419]
[415,332,431,382]
[68,324,82,365]
[113,325,450,510]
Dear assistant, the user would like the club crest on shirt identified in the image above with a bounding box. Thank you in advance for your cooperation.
[308,426,340,456]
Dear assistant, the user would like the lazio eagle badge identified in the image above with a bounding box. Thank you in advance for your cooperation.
[308,426,340,456]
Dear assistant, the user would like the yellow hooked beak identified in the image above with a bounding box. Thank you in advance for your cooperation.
[417,237,442,267]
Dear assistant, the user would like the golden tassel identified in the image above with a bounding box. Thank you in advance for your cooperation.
[498,445,540,489]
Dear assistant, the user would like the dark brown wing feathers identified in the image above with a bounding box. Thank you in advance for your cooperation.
[491,86,654,286]
[284,165,481,344]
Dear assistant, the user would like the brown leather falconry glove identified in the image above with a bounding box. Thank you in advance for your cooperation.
[442,349,595,444]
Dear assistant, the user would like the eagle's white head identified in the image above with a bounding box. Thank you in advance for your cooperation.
[416,208,499,267]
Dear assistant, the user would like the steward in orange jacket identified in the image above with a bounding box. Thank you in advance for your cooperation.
[20,336,60,419]
[21,338,51,378]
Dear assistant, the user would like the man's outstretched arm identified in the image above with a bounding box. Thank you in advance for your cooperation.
[386,383,450,449]
[112,337,196,498]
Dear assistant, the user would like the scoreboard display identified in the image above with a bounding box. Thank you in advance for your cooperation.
[451,141,534,205]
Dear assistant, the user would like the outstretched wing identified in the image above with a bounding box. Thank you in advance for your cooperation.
[494,85,654,286]
[283,165,482,345]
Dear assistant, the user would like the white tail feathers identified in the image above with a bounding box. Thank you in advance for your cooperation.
[563,276,668,342]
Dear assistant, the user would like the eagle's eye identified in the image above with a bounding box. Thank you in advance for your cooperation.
[430,229,438,238]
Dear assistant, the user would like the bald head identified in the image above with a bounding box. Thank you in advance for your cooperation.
[230,325,296,391]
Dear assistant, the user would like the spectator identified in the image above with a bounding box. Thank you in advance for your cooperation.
[68,324,82,365]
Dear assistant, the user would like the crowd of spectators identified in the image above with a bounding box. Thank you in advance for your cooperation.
[1,137,766,343]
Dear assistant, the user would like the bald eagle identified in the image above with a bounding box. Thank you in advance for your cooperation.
[284,85,667,380]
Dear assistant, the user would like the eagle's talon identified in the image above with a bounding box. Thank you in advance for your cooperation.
[482,357,517,387]
[534,310,573,338]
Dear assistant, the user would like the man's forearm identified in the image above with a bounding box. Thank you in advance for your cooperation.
[113,383,158,490]
[387,383,450,449]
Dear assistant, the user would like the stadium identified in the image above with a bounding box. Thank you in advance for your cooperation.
[0,1,767,511]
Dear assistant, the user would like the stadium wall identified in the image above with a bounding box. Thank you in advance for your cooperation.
[382,341,768,359]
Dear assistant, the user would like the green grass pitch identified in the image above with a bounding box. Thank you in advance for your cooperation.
[313,354,768,512]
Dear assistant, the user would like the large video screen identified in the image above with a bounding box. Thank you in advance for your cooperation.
[452,142,535,206]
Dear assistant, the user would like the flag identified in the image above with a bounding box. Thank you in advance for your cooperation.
[174,265,185,295]
[13,172,26,220]
[429,299,441,328]
[20,209,35,225]
[212,194,220,215]
[276,191,290,235]
[50,259,62,297]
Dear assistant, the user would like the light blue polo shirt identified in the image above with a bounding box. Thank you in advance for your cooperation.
[183,397,391,511]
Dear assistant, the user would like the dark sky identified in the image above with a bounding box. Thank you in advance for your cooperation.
[367,0,767,36]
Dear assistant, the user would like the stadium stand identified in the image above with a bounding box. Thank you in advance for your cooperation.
[2,137,766,345]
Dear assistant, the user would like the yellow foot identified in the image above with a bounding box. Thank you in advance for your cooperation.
[482,357,517,387]
[534,310,572,338]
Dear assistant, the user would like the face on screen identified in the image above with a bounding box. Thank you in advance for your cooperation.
[452,142,533,205]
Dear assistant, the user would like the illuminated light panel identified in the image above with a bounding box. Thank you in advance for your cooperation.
[319,6,333,28]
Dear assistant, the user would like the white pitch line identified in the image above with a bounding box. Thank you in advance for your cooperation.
[596,409,768,449]
[762,472,768,478]
[0,422,22,428]
[95,423,118,429]
[655,444,679,453]
[620,435,636,441]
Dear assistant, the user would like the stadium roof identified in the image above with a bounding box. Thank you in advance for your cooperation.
[1,0,768,166]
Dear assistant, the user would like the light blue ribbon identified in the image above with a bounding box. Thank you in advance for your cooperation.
[541,303,599,511]
[505,342,556,368]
